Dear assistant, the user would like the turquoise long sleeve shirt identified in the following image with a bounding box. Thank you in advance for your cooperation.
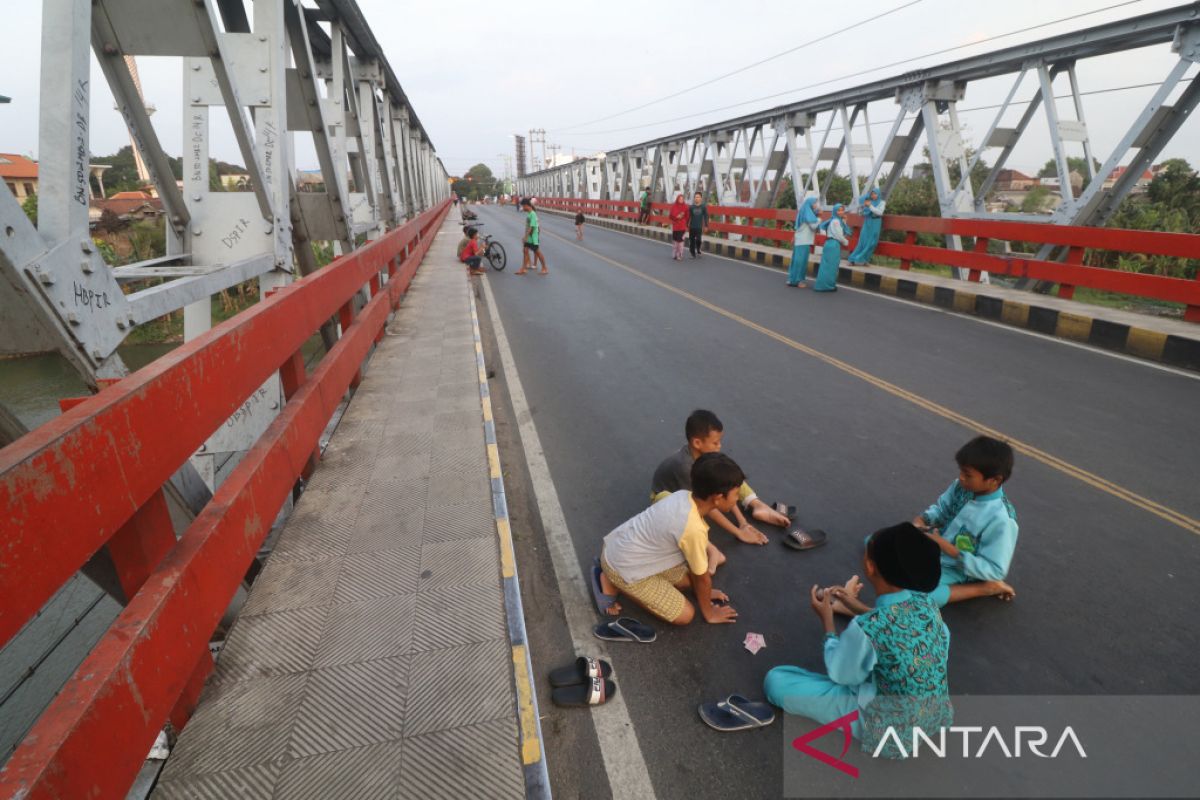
[921,480,1019,581]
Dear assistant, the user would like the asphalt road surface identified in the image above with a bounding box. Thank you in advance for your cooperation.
[468,203,1200,800]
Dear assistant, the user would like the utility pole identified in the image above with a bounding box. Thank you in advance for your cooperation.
[546,143,561,167]
[528,128,546,172]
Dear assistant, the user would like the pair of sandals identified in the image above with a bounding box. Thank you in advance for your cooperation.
[549,656,617,707]
[589,560,658,643]
[768,502,828,551]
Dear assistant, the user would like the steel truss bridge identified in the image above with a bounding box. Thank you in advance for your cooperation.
[518,4,1200,249]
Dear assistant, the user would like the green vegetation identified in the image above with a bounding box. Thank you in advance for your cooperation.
[21,194,36,226]
[91,145,243,196]
[451,163,499,201]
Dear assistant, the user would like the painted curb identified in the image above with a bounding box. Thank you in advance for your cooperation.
[467,283,552,799]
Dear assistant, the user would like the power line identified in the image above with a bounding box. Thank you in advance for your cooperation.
[556,0,924,132]
[561,0,1145,140]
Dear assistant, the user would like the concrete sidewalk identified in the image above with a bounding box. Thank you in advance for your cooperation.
[547,208,1200,372]
[154,218,546,799]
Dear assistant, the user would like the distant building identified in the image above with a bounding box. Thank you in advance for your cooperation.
[0,153,39,200]
[994,169,1036,191]
[296,170,324,192]
[89,191,164,226]
[1105,165,1155,191]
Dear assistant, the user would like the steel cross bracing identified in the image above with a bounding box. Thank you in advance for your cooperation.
[0,0,448,492]
[519,3,1200,264]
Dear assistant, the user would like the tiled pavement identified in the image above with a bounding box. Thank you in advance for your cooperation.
[154,221,531,799]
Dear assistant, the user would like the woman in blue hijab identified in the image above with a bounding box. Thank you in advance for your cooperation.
[814,204,850,292]
[788,196,821,287]
[848,187,886,265]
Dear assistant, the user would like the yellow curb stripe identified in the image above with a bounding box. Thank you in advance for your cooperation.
[496,516,515,578]
[512,644,542,765]
[487,442,502,481]
[547,230,1200,537]
[1126,327,1168,361]
[1001,301,1030,327]
[1055,312,1093,343]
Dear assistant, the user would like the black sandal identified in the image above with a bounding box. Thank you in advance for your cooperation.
[782,528,828,551]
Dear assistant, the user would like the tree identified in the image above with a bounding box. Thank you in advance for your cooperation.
[1020,186,1051,213]
[21,194,36,226]
[1037,156,1100,179]
[1146,158,1200,217]
[90,145,244,195]
[451,163,498,201]
[1097,158,1199,280]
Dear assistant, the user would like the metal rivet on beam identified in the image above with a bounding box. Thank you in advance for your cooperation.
[81,260,93,275]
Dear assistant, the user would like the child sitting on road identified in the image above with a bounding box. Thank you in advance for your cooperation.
[831,435,1019,615]
[915,435,1018,607]
[458,227,487,276]
[593,453,743,625]
[763,522,952,757]
[651,410,821,550]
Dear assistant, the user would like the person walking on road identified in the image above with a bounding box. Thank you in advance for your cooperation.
[814,204,850,292]
[516,198,548,275]
[848,187,886,265]
[575,210,586,241]
[669,194,689,261]
[788,196,821,287]
[687,192,709,258]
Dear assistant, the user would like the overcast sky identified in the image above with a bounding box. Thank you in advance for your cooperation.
[3,0,1197,182]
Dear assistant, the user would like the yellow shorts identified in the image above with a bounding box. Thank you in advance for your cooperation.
[650,481,756,506]
[601,555,690,622]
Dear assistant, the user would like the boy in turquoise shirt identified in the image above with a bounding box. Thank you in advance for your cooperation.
[830,435,1018,615]
[914,435,1018,607]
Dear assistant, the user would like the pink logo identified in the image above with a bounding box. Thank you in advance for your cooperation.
[792,711,860,778]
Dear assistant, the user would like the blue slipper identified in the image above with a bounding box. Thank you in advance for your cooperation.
[593,617,656,643]
[698,695,776,731]
[589,559,620,616]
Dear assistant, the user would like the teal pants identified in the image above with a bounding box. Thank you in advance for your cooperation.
[788,245,812,285]
[764,666,864,737]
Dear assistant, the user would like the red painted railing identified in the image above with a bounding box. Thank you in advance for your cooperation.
[0,199,451,799]
[536,197,1200,321]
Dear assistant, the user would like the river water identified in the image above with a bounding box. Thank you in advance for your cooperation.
[0,344,177,431]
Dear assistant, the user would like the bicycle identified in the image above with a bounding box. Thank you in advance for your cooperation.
[461,222,507,271]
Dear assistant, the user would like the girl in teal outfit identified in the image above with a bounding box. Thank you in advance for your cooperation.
[848,188,886,265]
[813,204,850,292]
[788,197,821,287]
[763,522,952,758]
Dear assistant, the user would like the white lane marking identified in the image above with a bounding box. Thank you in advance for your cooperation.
[542,212,1200,382]
[480,276,658,800]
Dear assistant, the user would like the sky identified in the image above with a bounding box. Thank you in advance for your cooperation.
[2,0,1197,183]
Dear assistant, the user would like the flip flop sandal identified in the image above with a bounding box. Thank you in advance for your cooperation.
[770,502,798,521]
[593,617,657,643]
[697,694,776,732]
[552,676,618,708]
[549,656,613,688]
[782,528,828,551]
[589,559,620,617]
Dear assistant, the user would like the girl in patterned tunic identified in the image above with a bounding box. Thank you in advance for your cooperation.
[763,522,952,757]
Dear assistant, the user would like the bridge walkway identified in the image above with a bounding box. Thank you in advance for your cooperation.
[154,217,540,799]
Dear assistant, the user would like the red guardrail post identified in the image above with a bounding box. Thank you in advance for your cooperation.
[969,237,990,282]
[899,231,917,270]
[1058,246,1085,299]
